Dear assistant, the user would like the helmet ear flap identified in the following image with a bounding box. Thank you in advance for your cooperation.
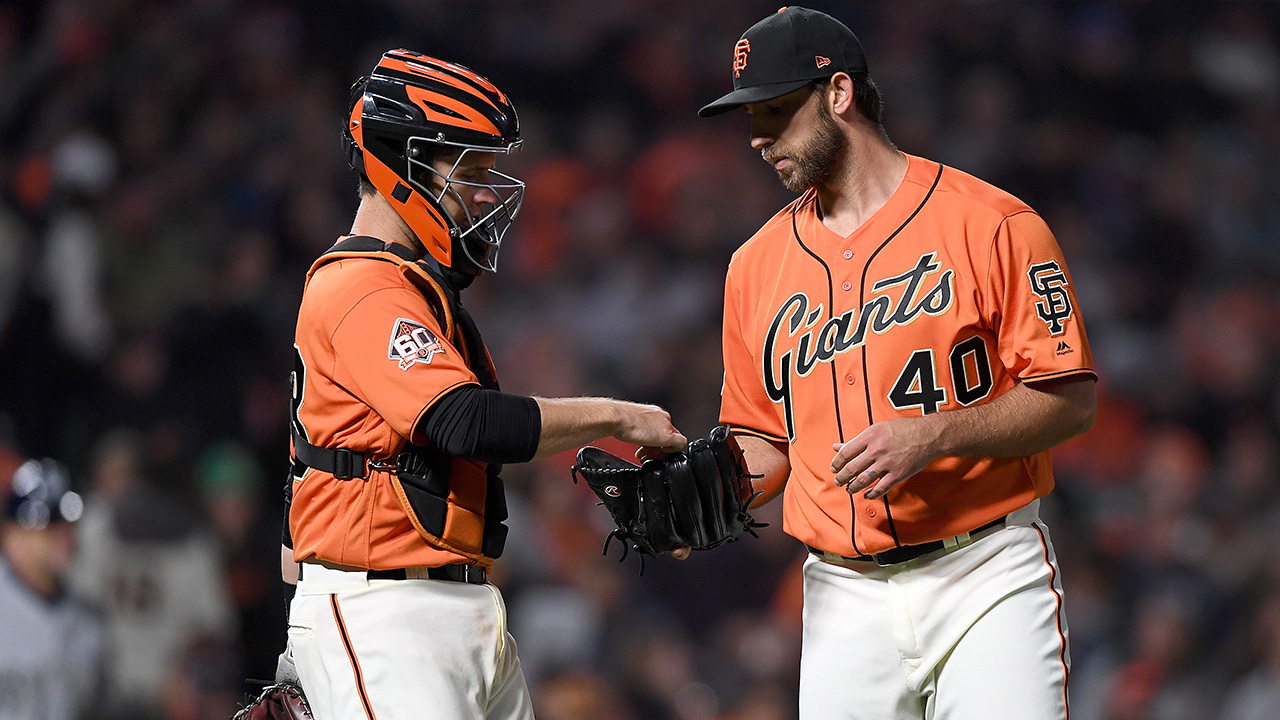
[343,76,369,177]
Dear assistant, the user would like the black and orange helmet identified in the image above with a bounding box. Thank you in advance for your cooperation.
[343,49,524,273]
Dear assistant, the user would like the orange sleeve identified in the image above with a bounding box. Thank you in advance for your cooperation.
[331,286,478,439]
[719,266,788,442]
[985,211,1096,383]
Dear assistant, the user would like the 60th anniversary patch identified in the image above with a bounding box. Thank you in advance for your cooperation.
[389,318,445,370]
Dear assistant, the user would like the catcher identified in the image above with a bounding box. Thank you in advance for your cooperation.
[255,49,686,720]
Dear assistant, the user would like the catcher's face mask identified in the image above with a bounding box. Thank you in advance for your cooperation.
[409,140,524,274]
[346,49,524,274]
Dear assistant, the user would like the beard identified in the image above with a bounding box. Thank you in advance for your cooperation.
[762,100,847,193]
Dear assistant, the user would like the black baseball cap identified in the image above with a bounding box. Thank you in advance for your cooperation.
[698,6,868,118]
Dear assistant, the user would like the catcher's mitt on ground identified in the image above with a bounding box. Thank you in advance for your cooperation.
[232,682,312,720]
[232,653,311,720]
[572,425,764,564]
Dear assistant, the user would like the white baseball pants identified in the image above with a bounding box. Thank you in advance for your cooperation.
[799,500,1070,720]
[287,564,534,720]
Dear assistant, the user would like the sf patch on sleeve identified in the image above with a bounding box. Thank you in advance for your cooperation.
[389,318,445,370]
[1026,261,1073,336]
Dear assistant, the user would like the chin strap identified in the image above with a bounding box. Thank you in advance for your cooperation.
[440,264,478,291]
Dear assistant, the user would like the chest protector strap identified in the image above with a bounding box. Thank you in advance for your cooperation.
[293,236,509,560]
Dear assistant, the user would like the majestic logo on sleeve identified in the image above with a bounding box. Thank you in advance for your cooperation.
[389,318,445,370]
[763,253,954,439]
[733,39,751,78]
[1027,261,1073,336]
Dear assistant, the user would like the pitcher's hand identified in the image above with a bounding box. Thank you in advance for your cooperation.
[830,417,941,500]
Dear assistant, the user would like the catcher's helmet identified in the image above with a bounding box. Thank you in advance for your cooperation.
[343,49,524,273]
[4,458,83,530]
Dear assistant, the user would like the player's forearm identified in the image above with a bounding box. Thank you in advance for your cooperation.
[925,375,1096,460]
[281,544,298,585]
[736,434,791,507]
[532,397,686,459]
[532,397,622,458]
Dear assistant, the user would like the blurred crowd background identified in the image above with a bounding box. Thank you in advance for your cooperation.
[1,1,1278,719]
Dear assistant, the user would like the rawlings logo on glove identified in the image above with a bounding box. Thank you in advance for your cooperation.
[572,425,765,568]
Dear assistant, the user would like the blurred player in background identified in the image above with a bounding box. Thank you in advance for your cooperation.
[0,457,102,720]
[69,430,236,720]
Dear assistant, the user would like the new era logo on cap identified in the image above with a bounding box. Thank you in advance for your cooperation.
[699,6,868,117]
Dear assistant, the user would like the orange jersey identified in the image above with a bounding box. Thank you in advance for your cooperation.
[289,241,492,569]
[720,155,1095,556]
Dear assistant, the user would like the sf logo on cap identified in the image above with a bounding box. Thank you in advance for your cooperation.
[733,39,751,78]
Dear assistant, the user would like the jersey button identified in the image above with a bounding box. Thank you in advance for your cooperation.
[845,374,855,385]
[867,507,877,518]
[841,281,852,291]
[843,250,853,259]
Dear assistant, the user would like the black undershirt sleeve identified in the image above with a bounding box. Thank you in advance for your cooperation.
[416,384,541,464]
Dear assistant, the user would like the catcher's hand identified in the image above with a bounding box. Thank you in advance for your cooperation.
[232,683,313,720]
[572,425,764,566]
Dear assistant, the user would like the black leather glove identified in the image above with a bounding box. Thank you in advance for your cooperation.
[572,425,765,563]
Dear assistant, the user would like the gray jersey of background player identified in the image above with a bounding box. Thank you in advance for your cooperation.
[0,458,103,720]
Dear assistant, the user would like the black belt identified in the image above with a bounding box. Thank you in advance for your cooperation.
[809,515,1007,567]
[300,562,487,585]
[369,565,488,584]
